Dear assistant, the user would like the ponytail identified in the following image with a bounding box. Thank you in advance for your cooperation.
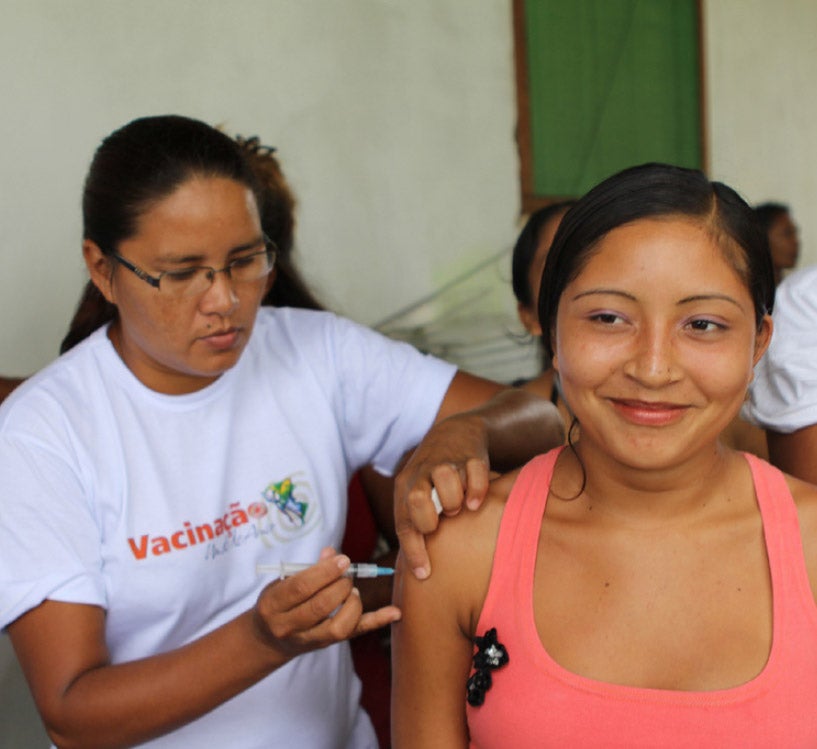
[60,281,118,354]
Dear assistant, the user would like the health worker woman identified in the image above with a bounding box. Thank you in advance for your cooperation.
[0,115,561,749]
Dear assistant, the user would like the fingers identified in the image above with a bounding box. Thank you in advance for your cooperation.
[395,523,432,581]
[287,595,400,646]
[354,604,402,635]
[463,458,490,510]
[429,464,466,516]
[254,545,402,658]
[395,471,455,580]
[266,552,352,611]
[255,553,367,655]
[394,460,490,580]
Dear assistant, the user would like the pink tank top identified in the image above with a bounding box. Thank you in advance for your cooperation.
[466,449,817,748]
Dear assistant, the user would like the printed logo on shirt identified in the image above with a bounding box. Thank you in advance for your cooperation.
[259,471,321,543]
[126,472,322,561]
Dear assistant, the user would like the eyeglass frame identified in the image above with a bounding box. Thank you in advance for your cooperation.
[108,235,277,295]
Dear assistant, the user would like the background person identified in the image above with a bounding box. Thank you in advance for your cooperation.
[754,201,800,286]
[510,201,574,428]
[746,263,817,483]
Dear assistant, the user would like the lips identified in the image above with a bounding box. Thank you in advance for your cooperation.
[200,327,241,351]
[609,398,689,427]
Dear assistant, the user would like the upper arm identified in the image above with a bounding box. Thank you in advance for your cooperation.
[8,600,109,735]
[788,473,817,606]
[768,425,817,484]
[391,496,503,748]
[391,554,473,748]
[433,371,504,423]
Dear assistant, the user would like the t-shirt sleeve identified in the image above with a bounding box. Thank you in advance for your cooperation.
[0,432,106,629]
[325,314,457,475]
[746,268,817,433]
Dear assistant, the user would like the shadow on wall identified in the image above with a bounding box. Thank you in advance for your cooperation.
[0,635,48,748]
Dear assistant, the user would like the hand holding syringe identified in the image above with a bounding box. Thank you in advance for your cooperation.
[251,548,401,664]
[256,488,441,580]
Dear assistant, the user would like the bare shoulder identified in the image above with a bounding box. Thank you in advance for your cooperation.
[396,468,523,627]
[786,471,817,523]
[784,472,817,595]
[425,469,520,569]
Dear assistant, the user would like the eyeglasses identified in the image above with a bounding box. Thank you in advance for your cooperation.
[110,238,276,299]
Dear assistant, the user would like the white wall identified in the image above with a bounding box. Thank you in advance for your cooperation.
[0,0,522,376]
[704,0,817,273]
[3,1,816,378]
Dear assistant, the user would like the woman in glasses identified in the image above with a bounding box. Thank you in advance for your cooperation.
[0,115,562,749]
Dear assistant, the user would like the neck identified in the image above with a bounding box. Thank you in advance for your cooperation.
[107,322,220,395]
[552,440,741,526]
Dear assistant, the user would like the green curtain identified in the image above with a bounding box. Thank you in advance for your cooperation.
[524,0,702,197]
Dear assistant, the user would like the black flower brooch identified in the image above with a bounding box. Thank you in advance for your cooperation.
[466,627,509,706]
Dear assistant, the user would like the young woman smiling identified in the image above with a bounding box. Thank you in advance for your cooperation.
[392,163,817,748]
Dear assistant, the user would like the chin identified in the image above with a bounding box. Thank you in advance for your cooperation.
[184,353,243,381]
[595,431,694,468]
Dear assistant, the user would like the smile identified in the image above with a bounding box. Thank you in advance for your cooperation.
[609,398,689,427]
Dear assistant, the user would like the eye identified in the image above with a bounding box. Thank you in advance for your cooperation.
[589,312,625,325]
[230,254,259,269]
[687,318,725,333]
[163,268,201,283]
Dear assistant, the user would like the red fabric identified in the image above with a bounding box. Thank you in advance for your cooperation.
[343,472,391,748]
[342,472,379,561]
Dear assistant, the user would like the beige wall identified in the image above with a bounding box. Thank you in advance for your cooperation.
[0,0,522,375]
[704,0,817,275]
[1,1,816,377]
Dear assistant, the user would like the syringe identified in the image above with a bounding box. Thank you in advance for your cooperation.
[256,561,394,578]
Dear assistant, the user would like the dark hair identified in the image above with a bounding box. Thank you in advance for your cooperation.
[84,115,260,258]
[511,201,575,308]
[61,117,322,354]
[753,202,790,233]
[538,163,775,361]
[234,135,324,311]
[61,115,261,353]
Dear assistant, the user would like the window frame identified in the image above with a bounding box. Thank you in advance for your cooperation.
[512,0,708,213]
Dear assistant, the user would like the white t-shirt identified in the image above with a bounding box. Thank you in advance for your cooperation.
[746,265,817,433]
[0,307,456,748]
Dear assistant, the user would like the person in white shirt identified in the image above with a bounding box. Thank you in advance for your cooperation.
[0,115,562,749]
[746,263,817,483]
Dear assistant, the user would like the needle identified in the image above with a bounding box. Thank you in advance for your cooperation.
[256,562,394,578]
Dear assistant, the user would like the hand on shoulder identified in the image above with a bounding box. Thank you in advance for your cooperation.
[395,468,522,632]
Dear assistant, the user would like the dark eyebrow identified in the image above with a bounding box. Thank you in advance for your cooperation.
[571,288,745,311]
[571,288,636,302]
[156,236,265,265]
[677,293,744,310]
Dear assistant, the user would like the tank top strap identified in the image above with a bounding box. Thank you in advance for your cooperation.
[744,453,817,634]
[479,448,563,620]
